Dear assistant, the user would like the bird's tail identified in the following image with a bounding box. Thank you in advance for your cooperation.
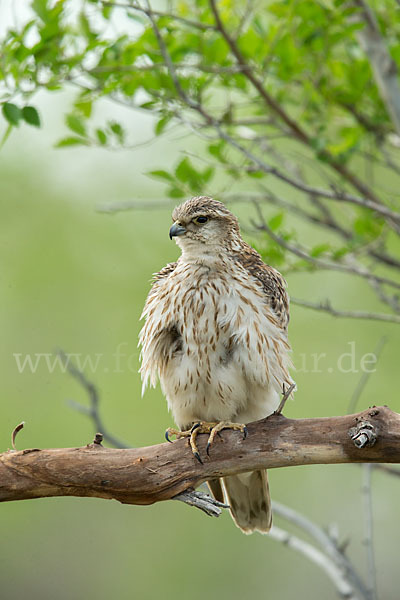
[208,470,272,534]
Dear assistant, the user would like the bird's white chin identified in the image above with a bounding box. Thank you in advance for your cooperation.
[177,236,221,265]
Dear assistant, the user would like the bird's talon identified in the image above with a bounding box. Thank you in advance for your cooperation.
[194,451,203,465]
[165,420,248,464]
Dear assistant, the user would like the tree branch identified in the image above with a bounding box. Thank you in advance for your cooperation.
[291,297,400,325]
[272,501,369,599]
[252,213,400,292]
[57,349,131,449]
[208,0,390,208]
[141,0,400,230]
[268,526,360,599]
[0,406,399,505]
[362,464,378,600]
[100,1,217,31]
[352,0,400,136]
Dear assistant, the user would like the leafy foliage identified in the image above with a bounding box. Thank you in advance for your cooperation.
[1,0,400,320]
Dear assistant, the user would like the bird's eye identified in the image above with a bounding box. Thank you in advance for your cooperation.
[194,216,208,224]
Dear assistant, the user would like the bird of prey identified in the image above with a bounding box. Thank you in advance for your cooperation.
[139,196,294,534]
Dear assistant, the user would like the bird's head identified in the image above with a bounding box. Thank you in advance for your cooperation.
[169,196,241,259]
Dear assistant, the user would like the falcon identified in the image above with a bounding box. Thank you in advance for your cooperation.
[139,196,294,534]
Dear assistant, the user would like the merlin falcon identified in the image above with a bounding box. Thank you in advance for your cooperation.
[139,196,294,533]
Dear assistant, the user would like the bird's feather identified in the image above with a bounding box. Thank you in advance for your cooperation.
[139,196,294,534]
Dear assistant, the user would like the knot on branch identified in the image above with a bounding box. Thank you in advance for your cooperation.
[93,433,103,446]
[349,420,378,448]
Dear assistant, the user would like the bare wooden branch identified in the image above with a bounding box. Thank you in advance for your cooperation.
[272,501,369,599]
[268,526,360,599]
[0,406,399,505]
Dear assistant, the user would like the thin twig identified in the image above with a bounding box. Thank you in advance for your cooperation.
[208,0,391,209]
[253,215,400,292]
[269,526,361,599]
[352,0,400,136]
[11,422,25,451]
[138,0,400,226]
[292,297,400,325]
[367,278,400,314]
[347,334,382,599]
[209,0,309,143]
[362,464,378,600]
[173,490,230,517]
[88,63,249,75]
[226,190,400,273]
[348,337,387,414]
[221,125,400,225]
[57,349,131,449]
[275,382,296,415]
[272,501,369,599]
[372,464,400,478]
[96,200,172,213]
[100,1,217,31]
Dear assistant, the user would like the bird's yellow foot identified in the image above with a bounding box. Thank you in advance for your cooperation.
[165,424,206,464]
[165,421,248,464]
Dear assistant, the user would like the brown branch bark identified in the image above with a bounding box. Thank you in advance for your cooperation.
[0,407,399,506]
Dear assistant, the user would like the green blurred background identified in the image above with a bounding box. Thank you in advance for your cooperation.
[1,85,400,600]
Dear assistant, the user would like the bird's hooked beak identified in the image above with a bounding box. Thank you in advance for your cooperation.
[169,222,186,240]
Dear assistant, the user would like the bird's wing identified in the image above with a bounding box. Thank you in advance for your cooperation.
[152,261,178,283]
[139,261,178,392]
[236,243,290,331]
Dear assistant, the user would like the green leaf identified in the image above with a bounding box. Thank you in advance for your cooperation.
[147,170,175,182]
[310,243,331,257]
[167,187,186,199]
[332,246,351,260]
[96,129,107,145]
[66,114,87,137]
[175,157,203,190]
[175,157,193,183]
[202,166,215,183]
[109,121,125,143]
[247,170,265,179]
[155,114,172,136]
[55,136,88,148]
[32,0,50,21]
[353,215,382,239]
[268,213,284,231]
[22,106,41,127]
[2,103,22,126]
[0,124,13,148]
[74,100,92,118]
[208,141,227,163]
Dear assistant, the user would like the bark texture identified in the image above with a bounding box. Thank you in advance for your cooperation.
[0,406,399,506]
